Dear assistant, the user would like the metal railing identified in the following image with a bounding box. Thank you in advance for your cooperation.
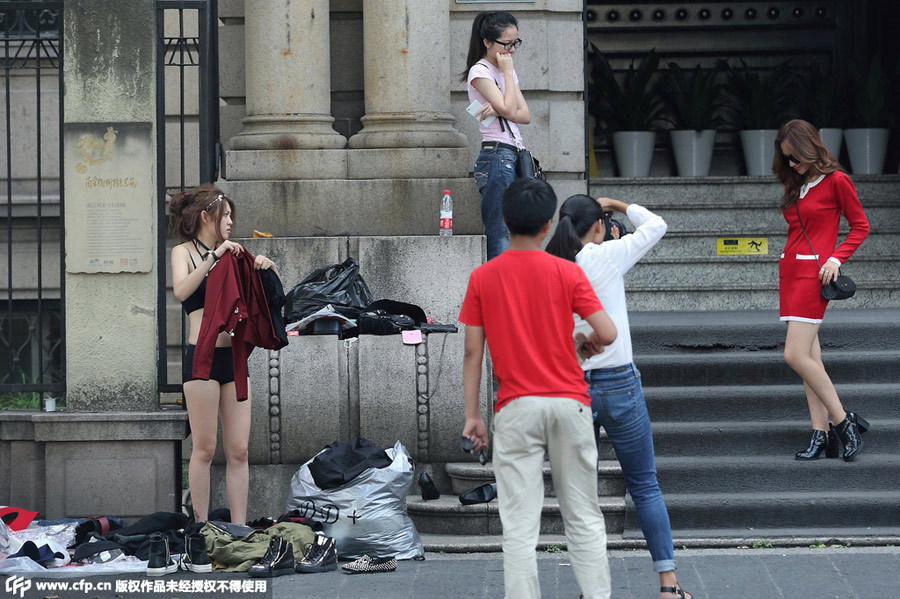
[0,1,64,406]
[156,0,220,396]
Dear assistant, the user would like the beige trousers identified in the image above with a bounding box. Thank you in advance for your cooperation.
[492,395,611,599]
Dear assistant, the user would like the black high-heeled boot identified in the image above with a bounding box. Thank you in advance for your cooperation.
[795,429,831,460]
[825,428,839,459]
[833,412,869,462]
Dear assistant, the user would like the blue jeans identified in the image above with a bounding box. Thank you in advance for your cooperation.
[474,146,516,260]
[587,363,675,573]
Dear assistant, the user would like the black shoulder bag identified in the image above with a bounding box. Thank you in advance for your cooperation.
[794,204,856,301]
[488,67,545,181]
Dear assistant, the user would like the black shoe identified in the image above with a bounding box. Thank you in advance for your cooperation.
[825,428,840,458]
[248,536,294,578]
[661,585,693,598]
[833,412,869,462]
[458,482,497,505]
[146,533,177,577]
[795,429,833,460]
[178,533,212,573]
[417,472,440,501]
[341,554,397,574]
[295,534,338,573]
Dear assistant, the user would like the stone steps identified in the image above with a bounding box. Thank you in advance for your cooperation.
[444,460,625,497]
[629,309,900,352]
[654,455,900,493]
[650,420,900,456]
[638,350,899,386]
[409,308,900,548]
[626,254,897,287]
[644,383,900,421]
[658,491,900,530]
[406,495,627,536]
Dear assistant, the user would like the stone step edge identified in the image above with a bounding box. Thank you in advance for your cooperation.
[651,420,900,433]
[407,496,627,514]
[445,460,621,479]
[644,383,900,401]
[632,253,900,264]
[419,532,900,553]
[623,282,897,292]
[638,349,898,363]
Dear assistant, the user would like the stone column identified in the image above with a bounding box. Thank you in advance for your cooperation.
[228,0,345,178]
[347,0,467,176]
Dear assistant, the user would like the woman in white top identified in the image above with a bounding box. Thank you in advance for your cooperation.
[546,195,692,599]
[460,11,530,260]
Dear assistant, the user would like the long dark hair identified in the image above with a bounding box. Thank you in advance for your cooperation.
[169,183,236,241]
[773,119,844,209]
[458,11,518,82]
[545,194,604,262]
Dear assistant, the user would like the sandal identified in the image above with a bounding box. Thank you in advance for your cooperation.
[661,586,693,599]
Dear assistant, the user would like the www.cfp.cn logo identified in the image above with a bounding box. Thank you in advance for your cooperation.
[5,575,32,598]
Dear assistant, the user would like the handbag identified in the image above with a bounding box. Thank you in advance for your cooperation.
[794,204,856,301]
[515,148,544,180]
[495,115,544,180]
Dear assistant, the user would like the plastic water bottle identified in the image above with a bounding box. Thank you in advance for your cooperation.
[440,189,453,236]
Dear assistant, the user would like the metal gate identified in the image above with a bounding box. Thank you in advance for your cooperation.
[155,0,220,397]
[0,1,64,408]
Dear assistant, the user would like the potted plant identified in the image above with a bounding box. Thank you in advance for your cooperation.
[661,62,726,176]
[804,65,843,159]
[721,59,793,176]
[841,55,898,174]
[589,46,664,177]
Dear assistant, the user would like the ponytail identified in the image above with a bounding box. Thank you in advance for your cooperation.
[459,11,519,82]
[544,194,604,262]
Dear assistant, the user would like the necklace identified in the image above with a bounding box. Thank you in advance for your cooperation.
[192,238,218,260]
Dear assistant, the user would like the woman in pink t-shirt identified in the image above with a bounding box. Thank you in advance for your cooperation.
[459,11,531,260]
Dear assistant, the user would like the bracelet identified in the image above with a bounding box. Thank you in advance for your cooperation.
[206,251,219,262]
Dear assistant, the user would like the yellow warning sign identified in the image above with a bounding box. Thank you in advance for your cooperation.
[716,237,768,255]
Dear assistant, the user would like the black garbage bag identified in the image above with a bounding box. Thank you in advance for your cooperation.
[284,258,375,323]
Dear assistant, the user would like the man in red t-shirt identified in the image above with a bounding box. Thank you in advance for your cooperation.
[459,178,617,599]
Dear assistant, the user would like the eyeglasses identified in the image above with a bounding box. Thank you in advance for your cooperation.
[205,194,225,211]
[783,153,801,166]
[492,38,523,50]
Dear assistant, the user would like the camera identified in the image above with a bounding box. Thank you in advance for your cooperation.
[600,210,628,241]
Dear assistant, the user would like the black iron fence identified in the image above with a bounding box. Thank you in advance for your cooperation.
[0,1,64,407]
[156,0,220,396]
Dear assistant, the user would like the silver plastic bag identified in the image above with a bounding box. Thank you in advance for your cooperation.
[286,440,424,560]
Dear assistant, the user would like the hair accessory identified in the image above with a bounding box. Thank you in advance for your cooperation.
[205,194,225,211]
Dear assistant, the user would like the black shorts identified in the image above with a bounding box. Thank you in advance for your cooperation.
[182,345,235,385]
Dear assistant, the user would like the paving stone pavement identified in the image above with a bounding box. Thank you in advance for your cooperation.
[5,546,898,598]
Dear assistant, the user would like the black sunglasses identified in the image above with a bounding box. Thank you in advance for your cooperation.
[783,153,801,165]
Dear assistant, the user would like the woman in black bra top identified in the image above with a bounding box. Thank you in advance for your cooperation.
[169,183,277,526]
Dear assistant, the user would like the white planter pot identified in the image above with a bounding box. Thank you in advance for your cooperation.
[612,131,656,177]
[739,129,778,176]
[670,129,716,177]
[844,128,890,175]
[818,128,843,160]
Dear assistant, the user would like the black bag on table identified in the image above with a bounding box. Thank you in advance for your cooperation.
[284,258,374,323]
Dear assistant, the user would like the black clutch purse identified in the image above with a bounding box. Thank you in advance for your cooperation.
[820,273,856,301]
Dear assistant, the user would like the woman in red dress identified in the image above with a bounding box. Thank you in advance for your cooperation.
[774,120,870,462]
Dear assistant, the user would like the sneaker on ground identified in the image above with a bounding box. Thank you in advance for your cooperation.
[178,532,212,573]
[341,554,397,574]
[295,534,338,574]
[247,536,294,578]
[146,533,178,577]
